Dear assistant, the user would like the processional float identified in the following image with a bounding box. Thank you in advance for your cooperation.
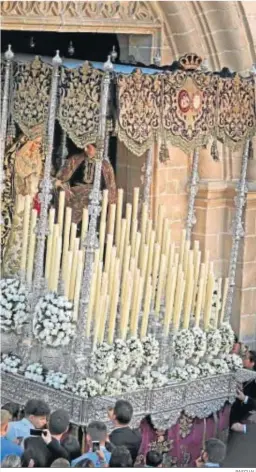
[1,48,256,437]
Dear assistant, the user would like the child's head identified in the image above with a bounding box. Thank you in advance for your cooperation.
[146,451,163,468]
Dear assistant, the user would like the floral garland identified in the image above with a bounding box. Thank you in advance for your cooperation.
[137,368,154,389]
[33,293,75,347]
[169,367,188,383]
[1,353,21,373]
[184,364,200,381]
[219,322,235,354]
[206,329,221,357]
[150,369,169,387]
[0,278,29,332]
[211,358,229,374]
[104,378,123,396]
[90,342,115,378]
[120,375,139,393]
[113,339,131,371]
[191,327,207,358]
[24,363,45,383]
[45,371,68,390]
[223,353,243,371]
[199,362,216,377]
[173,329,195,360]
[127,337,144,368]
[141,335,159,366]
[72,378,103,398]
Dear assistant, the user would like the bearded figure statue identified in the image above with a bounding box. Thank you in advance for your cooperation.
[55,143,117,224]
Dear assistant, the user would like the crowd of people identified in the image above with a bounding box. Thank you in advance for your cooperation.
[1,346,256,468]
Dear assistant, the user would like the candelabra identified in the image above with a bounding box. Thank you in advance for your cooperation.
[224,139,250,321]
[143,148,153,210]
[71,56,113,375]
[1,45,14,224]
[186,148,200,241]
[32,51,62,306]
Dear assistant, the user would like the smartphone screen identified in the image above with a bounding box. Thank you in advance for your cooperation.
[92,441,100,452]
[30,428,43,436]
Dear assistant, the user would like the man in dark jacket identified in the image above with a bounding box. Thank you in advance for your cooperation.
[109,400,141,465]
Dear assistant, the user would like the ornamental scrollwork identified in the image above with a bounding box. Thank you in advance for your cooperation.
[58,63,103,149]
[217,74,256,147]
[12,57,52,138]
[116,69,161,156]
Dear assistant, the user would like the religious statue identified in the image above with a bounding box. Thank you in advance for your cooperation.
[54,144,117,224]
[1,130,44,252]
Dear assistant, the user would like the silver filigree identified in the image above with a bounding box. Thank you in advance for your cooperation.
[186,148,199,241]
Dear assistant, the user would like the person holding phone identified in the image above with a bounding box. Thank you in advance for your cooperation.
[6,399,50,442]
[71,421,111,467]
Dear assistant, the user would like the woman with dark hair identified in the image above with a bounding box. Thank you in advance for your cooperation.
[61,435,81,462]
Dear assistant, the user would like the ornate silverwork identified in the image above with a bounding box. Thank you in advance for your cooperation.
[224,140,250,321]
[186,148,199,241]
[143,148,153,208]
[0,45,14,222]
[32,52,62,305]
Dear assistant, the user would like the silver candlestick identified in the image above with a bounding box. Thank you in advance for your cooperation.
[143,148,153,209]
[186,148,200,241]
[224,139,250,321]
[1,45,14,223]
[32,51,62,307]
[72,56,113,370]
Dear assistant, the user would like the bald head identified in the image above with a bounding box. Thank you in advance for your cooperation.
[1,410,10,436]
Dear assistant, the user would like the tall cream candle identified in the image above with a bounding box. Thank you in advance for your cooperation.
[69,238,79,300]
[164,264,178,335]
[93,294,104,349]
[48,224,59,290]
[101,189,109,227]
[215,278,222,329]
[125,203,132,247]
[45,207,56,279]
[108,203,116,236]
[194,263,206,327]
[140,243,149,291]
[86,269,98,338]
[204,272,215,330]
[64,251,73,299]
[26,209,37,284]
[62,207,72,277]
[179,229,186,265]
[115,188,123,247]
[95,262,103,306]
[152,243,161,304]
[173,276,185,332]
[73,250,84,321]
[131,187,139,253]
[155,253,166,313]
[172,264,183,330]
[161,219,169,253]
[99,295,110,344]
[122,244,131,282]
[131,275,144,337]
[118,219,127,270]
[108,261,120,344]
[131,219,138,257]
[140,280,152,339]
[192,249,201,311]
[146,230,156,281]
[156,205,164,244]
[108,247,117,296]
[20,195,31,272]
[69,222,77,252]
[145,219,152,245]
[57,191,65,235]
[52,236,62,293]
[183,240,190,274]
[139,203,148,256]
[183,263,194,329]
[120,272,132,340]
[99,221,106,261]
[130,268,140,334]
[219,277,229,326]
[202,250,210,307]
[104,234,113,274]
[134,232,141,268]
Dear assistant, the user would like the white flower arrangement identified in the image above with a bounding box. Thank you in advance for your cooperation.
[223,353,243,371]
[191,327,207,358]
[0,278,29,332]
[24,363,45,383]
[199,362,216,378]
[71,378,103,398]
[211,358,229,374]
[113,339,131,371]
[184,364,200,381]
[33,293,75,347]
[150,370,169,387]
[205,329,221,357]
[173,329,195,360]
[104,378,123,396]
[127,337,144,368]
[120,375,139,393]
[137,367,154,389]
[91,342,115,377]
[219,322,235,354]
[141,335,159,366]
[45,371,68,390]
[169,367,188,383]
[1,353,21,374]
